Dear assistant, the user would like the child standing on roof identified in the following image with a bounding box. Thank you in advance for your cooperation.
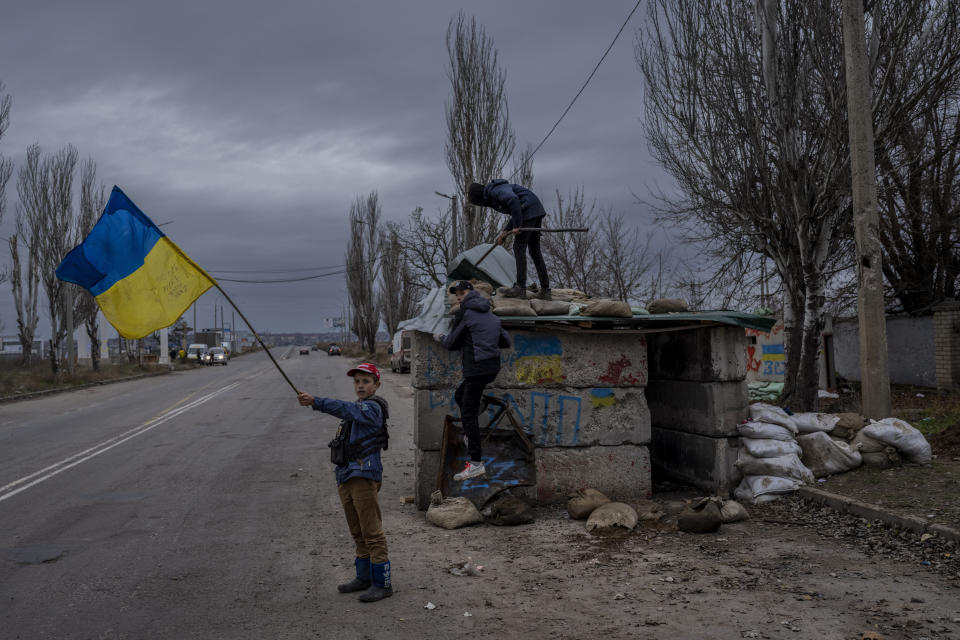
[467,179,551,301]
[297,363,392,603]
[435,281,512,480]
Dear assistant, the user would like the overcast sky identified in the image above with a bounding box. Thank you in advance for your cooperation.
[0,0,674,337]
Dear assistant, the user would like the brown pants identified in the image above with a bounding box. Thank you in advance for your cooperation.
[337,477,389,564]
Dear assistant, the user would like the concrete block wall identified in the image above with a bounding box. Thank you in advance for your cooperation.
[411,329,652,508]
[647,325,749,495]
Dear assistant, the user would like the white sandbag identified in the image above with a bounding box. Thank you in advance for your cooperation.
[851,431,886,453]
[567,488,611,520]
[530,299,572,316]
[748,403,799,433]
[734,475,801,504]
[792,412,840,434]
[862,418,932,464]
[719,499,750,523]
[735,451,814,483]
[741,437,802,458]
[796,431,862,477]
[737,421,797,442]
[491,296,536,317]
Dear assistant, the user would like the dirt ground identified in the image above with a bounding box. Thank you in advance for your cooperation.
[315,377,960,640]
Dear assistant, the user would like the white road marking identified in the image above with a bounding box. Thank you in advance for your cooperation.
[0,379,246,504]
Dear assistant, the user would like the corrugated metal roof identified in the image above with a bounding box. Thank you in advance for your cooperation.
[447,244,515,289]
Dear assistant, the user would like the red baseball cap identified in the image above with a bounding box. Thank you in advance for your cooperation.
[347,363,380,381]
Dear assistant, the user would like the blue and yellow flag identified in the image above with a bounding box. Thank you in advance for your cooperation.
[56,186,215,339]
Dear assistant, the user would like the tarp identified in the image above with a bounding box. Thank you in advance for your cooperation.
[397,286,451,335]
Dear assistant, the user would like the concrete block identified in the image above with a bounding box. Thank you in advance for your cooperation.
[646,379,748,437]
[414,386,651,451]
[650,427,741,495]
[535,445,651,504]
[410,330,648,390]
[414,449,441,511]
[647,325,747,382]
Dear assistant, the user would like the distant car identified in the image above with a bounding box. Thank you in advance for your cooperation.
[389,330,411,373]
[328,344,342,356]
[207,347,228,365]
[299,348,310,355]
[186,343,208,361]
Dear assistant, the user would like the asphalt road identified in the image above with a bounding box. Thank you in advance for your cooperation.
[0,348,414,640]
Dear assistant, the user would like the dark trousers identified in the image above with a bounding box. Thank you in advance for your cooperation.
[455,371,498,462]
[512,215,549,289]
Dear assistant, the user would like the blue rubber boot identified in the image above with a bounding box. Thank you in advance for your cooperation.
[357,560,393,602]
[338,557,371,593]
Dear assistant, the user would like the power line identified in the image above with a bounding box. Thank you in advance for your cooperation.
[512,0,643,178]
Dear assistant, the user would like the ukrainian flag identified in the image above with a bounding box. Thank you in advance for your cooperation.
[56,186,215,339]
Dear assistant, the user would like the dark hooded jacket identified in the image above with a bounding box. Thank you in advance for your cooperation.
[481,179,547,231]
[440,291,511,377]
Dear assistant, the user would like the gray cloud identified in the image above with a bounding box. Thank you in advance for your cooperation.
[0,0,672,336]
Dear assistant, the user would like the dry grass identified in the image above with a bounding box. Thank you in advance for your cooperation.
[819,382,957,436]
[0,359,184,398]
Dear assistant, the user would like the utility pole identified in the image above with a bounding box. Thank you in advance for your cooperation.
[842,0,891,418]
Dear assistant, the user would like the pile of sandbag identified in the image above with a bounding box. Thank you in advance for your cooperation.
[854,417,932,467]
[566,488,662,534]
[734,403,812,503]
[677,496,750,533]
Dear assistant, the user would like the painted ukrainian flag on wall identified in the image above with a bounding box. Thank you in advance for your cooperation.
[56,186,215,339]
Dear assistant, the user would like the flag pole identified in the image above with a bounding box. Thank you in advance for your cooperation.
[214,283,299,394]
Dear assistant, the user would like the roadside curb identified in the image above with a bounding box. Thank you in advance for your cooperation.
[798,486,960,543]
[0,368,174,404]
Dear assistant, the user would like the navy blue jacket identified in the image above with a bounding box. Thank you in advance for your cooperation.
[481,179,547,231]
[310,396,385,485]
[441,291,511,377]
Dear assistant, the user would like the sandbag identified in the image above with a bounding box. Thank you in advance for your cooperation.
[426,492,482,529]
[567,488,611,520]
[851,430,887,453]
[735,451,814,483]
[796,431,862,477]
[491,296,536,317]
[647,298,688,314]
[737,421,797,442]
[634,498,665,522]
[831,413,868,440]
[481,494,534,526]
[677,499,722,533]
[792,412,840,434]
[861,448,902,469]
[719,499,750,523]
[585,502,638,533]
[734,475,802,504]
[530,299,572,316]
[550,288,589,302]
[741,437,802,458]
[581,298,633,318]
[862,418,932,465]
[748,403,799,432]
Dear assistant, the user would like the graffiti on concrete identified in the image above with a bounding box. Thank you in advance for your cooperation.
[590,388,616,408]
[512,335,565,384]
[597,355,645,385]
[746,320,786,380]
[427,387,585,446]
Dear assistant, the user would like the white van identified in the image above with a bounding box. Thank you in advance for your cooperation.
[186,343,208,360]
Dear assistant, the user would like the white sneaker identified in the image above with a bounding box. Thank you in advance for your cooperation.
[453,461,486,481]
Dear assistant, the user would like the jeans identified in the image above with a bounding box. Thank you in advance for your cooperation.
[512,215,549,289]
[454,371,499,462]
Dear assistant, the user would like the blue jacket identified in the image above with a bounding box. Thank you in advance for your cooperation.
[481,179,547,231]
[441,291,511,377]
[311,396,385,485]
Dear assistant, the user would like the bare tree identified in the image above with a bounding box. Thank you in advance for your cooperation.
[345,191,381,353]
[377,224,418,337]
[596,209,657,303]
[10,145,43,364]
[393,206,455,289]
[0,82,12,288]
[540,187,602,294]
[445,11,515,249]
[636,0,956,410]
[74,158,107,370]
